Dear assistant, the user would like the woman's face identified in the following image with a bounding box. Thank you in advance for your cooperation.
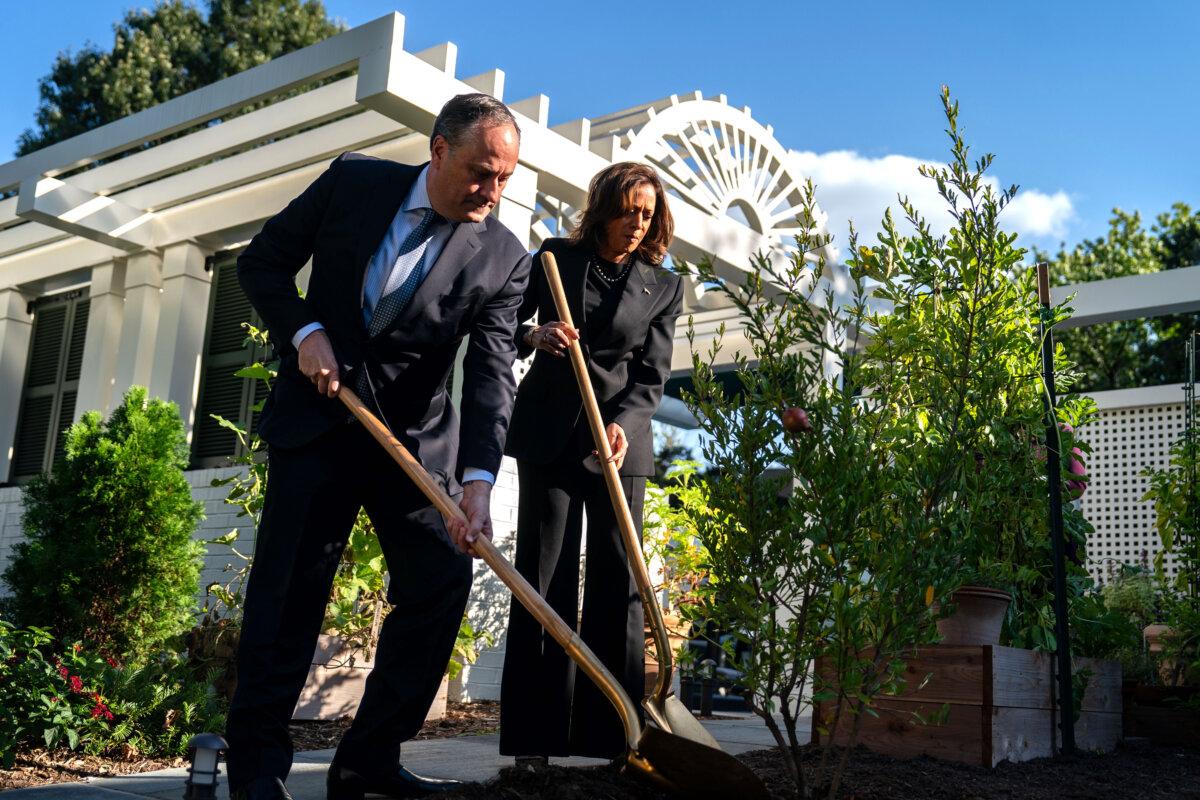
[602,182,656,260]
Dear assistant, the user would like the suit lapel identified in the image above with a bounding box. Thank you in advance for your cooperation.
[354,163,422,289]
[610,260,660,336]
[554,246,589,327]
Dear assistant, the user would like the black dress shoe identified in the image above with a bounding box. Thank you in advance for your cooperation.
[326,761,462,799]
[230,777,293,800]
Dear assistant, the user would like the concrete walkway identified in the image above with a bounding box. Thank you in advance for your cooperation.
[4,715,806,800]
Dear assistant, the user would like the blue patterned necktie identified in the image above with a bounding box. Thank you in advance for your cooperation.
[356,207,441,404]
[367,207,442,338]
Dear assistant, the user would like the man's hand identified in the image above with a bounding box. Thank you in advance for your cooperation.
[592,422,628,471]
[447,480,493,557]
[298,329,340,397]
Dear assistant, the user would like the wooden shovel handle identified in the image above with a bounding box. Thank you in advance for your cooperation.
[338,387,641,749]
[539,251,677,706]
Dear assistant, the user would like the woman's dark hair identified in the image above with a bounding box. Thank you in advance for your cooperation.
[570,162,674,265]
[431,93,520,150]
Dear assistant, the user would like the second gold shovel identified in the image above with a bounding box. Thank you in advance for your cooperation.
[539,250,720,749]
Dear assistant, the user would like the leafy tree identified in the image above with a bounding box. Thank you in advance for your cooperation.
[680,174,955,797]
[1036,204,1200,391]
[16,0,341,155]
[3,387,205,663]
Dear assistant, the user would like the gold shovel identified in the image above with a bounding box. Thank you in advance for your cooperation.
[539,251,720,749]
[338,387,768,799]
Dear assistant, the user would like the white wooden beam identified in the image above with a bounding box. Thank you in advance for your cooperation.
[510,95,550,127]
[1052,264,1200,328]
[551,118,590,147]
[16,177,162,252]
[0,13,405,190]
[415,42,457,74]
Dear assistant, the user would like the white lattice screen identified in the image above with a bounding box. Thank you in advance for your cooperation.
[1079,385,1187,585]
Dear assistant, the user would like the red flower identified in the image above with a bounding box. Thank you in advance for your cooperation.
[90,701,114,721]
[69,675,83,693]
[105,657,119,668]
[58,666,69,679]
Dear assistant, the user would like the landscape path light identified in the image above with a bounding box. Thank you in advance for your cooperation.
[183,732,228,800]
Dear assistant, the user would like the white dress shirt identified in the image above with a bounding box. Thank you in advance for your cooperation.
[292,165,495,486]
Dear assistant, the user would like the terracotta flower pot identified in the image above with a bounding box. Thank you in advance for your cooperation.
[1143,623,1172,654]
[935,585,1012,646]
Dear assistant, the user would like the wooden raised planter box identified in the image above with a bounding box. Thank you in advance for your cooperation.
[1123,684,1200,748]
[812,645,1122,767]
[293,634,448,722]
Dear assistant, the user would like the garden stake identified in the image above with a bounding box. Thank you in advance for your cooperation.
[1036,262,1076,755]
[338,387,769,800]
[539,250,721,751]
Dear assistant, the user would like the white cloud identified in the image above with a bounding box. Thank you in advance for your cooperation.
[787,150,1074,258]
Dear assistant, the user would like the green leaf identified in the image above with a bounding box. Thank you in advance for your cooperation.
[234,364,275,381]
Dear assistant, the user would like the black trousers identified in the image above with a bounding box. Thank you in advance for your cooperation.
[224,423,471,789]
[499,457,646,759]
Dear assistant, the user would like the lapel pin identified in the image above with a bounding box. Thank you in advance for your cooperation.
[643,287,652,295]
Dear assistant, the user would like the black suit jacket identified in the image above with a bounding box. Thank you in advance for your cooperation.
[504,238,683,478]
[238,153,531,487]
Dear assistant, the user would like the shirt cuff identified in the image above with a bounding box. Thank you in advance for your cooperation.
[461,468,496,486]
[292,322,324,350]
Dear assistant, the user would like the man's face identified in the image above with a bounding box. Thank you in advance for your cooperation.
[427,123,520,223]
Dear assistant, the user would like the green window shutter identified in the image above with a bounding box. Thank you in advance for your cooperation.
[191,253,263,467]
[10,293,89,481]
[64,300,89,382]
[11,396,54,478]
[25,305,67,388]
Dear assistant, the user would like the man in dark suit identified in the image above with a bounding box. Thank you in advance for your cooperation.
[226,94,531,800]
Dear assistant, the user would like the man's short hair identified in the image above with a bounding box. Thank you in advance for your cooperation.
[431,93,520,151]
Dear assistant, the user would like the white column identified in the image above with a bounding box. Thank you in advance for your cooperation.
[112,250,163,399]
[150,242,213,436]
[0,289,34,481]
[76,259,127,419]
[492,164,537,249]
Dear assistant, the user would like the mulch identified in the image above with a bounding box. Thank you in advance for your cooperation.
[0,701,501,791]
[0,748,187,791]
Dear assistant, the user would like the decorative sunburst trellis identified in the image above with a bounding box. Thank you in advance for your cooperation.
[532,92,834,269]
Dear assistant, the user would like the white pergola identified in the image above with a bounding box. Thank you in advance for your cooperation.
[0,12,842,475]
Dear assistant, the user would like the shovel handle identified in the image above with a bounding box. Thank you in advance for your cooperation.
[539,251,677,708]
[338,387,642,751]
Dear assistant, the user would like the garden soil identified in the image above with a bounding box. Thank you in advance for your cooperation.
[440,740,1200,800]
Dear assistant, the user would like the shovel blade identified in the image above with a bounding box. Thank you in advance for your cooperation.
[625,724,770,800]
[644,694,722,750]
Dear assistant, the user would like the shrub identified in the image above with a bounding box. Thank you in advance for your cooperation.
[0,623,110,767]
[3,387,205,663]
[0,622,228,766]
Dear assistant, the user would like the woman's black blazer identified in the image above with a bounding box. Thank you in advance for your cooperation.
[504,238,684,478]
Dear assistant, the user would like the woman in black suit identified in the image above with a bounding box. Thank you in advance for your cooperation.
[499,162,683,764]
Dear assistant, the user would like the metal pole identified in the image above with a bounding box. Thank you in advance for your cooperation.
[1036,262,1076,755]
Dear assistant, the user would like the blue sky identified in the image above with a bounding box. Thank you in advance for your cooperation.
[3,0,1199,253]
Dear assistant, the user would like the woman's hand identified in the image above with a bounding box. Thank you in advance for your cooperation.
[593,422,628,471]
[526,321,579,357]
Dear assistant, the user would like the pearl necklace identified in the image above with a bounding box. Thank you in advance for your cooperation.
[590,255,633,288]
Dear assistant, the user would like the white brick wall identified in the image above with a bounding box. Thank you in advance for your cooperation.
[0,485,27,588]
[0,467,250,606]
[0,461,526,702]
